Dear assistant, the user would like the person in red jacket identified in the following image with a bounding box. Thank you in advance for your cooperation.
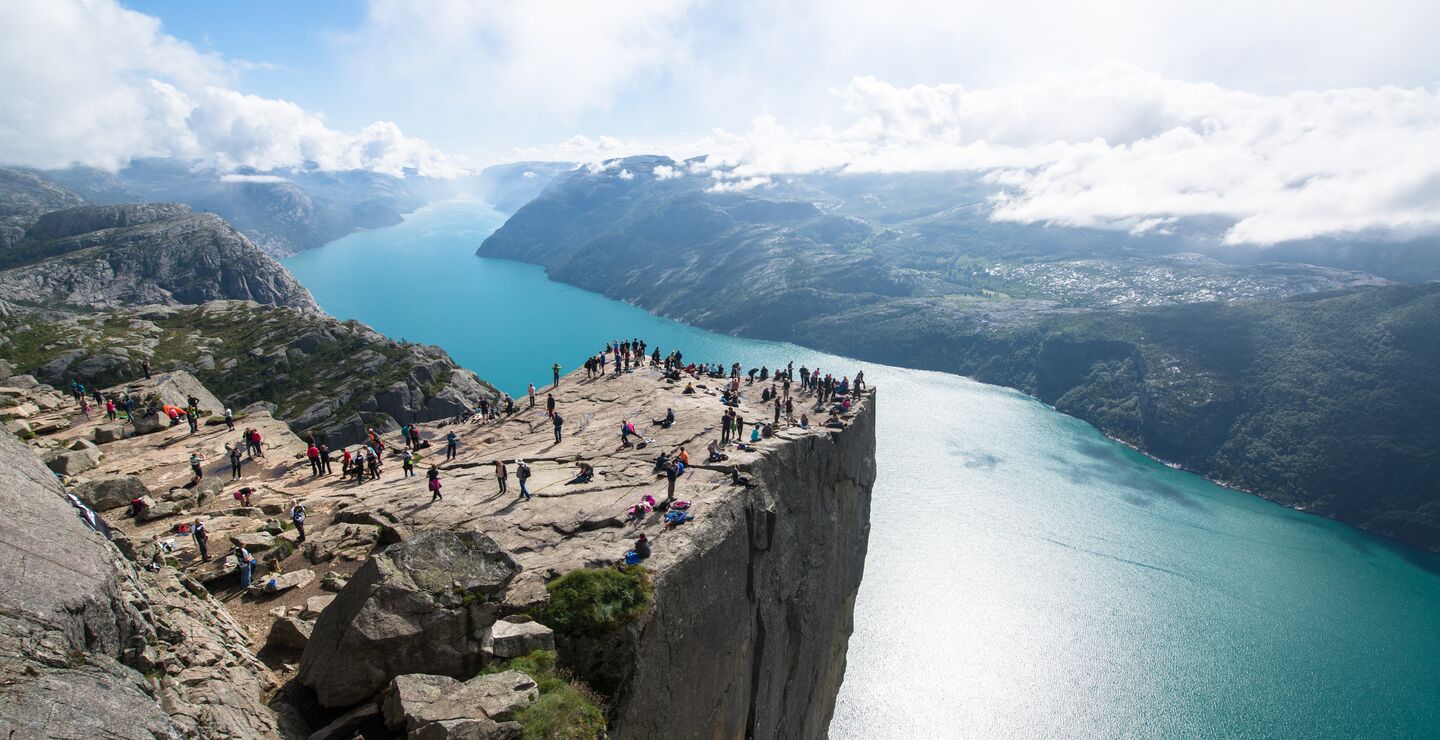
[307,443,322,476]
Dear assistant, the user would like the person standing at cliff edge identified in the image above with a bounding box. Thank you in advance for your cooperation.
[553,362,562,386]
[528,383,537,408]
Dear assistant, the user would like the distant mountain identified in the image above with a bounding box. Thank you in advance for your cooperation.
[467,161,572,213]
[36,158,444,256]
[480,154,1440,550]
[0,200,318,312]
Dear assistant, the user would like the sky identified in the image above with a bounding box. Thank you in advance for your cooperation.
[1,0,1439,244]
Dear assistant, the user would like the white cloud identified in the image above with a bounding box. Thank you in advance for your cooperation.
[653,164,680,180]
[218,174,289,184]
[633,67,1440,245]
[0,0,459,176]
[616,169,635,180]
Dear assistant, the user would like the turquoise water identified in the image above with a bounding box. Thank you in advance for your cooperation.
[286,200,1440,738]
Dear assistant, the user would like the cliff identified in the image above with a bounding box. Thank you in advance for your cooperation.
[0,203,318,312]
[3,354,876,737]
[0,419,281,739]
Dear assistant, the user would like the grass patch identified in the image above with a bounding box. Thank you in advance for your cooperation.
[480,650,607,739]
[540,566,651,636]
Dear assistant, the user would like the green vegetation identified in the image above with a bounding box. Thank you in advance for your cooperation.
[479,650,608,740]
[540,566,651,636]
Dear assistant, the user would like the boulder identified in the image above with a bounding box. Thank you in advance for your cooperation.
[72,475,152,512]
[320,571,348,592]
[255,569,314,594]
[7,374,39,390]
[230,531,276,550]
[30,417,71,436]
[382,673,461,731]
[301,594,335,619]
[4,419,31,437]
[195,555,239,585]
[93,423,126,443]
[9,401,40,418]
[267,616,313,650]
[44,446,103,475]
[298,530,520,708]
[482,620,555,659]
[409,718,523,740]
[132,410,169,435]
[67,438,98,451]
[136,500,181,522]
[309,702,382,740]
[413,671,538,725]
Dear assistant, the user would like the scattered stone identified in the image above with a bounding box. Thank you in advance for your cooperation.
[137,500,181,522]
[382,673,461,731]
[255,568,314,594]
[93,423,125,443]
[4,419,31,437]
[68,438,98,451]
[320,571,348,592]
[71,475,151,511]
[44,446,103,476]
[413,671,538,725]
[266,616,313,650]
[300,594,335,619]
[229,531,275,550]
[483,620,555,659]
[31,417,71,436]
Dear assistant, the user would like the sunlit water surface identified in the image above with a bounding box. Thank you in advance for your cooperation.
[286,200,1440,738]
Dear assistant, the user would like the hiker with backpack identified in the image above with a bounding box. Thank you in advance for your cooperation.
[427,465,443,502]
[516,460,532,501]
[290,502,306,543]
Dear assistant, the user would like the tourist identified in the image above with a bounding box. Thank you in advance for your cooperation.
[571,461,594,484]
[319,443,333,474]
[665,460,679,502]
[234,486,255,507]
[800,413,810,429]
[516,459,532,501]
[634,533,651,560]
[427,465,443,502]
[366,448,380,479]
[402,448,415,477]
[730,466,750,486]
[235,546,255,588]
[193,519,209,561]
[223,406,234,430]
[620,419,636,447]
[721,409,732,444]
[141,359,150,379]
[446,431,459,461]
[528,383,537,408]
[289,501,306,542]
[495,459,508,493]
[105,397,117,421]
[228,444,243,480]
[547,393,556,419]
[552,412,564,444]
[654,408,675,429]
[307,442,322,476]
[409,425,421,449]
[186,405,199,434]
[189,451,205,481]
[553,362,562,386]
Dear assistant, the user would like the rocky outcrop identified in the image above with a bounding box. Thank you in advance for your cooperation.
[0,424,281,738]
[0,203,318,311]
[4,302,500,446]
[298,530,521,707]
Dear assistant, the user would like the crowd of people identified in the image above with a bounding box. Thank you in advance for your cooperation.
[96,337,868,595]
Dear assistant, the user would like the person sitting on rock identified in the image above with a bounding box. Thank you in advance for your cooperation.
[634,533,651,560]
[569,461,594,485]
[707,439,728,463]
[681,380,694,393]
[653,408,675,428]
[730,466,750,486]
[750,426,762,443]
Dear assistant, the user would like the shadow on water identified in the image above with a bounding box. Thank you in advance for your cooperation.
[1047,439,1204,511]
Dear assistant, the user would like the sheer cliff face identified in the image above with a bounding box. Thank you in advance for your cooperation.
[611,394,877,739]
[0,203,319,312]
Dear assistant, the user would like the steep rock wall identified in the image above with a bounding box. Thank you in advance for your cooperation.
[609,393,877,739]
